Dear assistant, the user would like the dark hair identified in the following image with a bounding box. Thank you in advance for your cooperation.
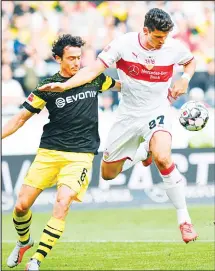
[52,34,86,58]
[144,8,174,32]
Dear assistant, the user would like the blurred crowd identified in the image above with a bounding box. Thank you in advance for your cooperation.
[2,1,215,148]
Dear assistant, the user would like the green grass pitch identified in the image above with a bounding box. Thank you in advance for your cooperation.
[2,205,214,270]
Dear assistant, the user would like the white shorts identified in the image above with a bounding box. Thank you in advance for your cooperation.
[103,106,172,163]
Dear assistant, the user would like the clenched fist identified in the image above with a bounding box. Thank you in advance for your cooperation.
[171,78,189,99]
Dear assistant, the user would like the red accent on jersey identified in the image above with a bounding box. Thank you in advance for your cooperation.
[28,93,34,102]
[98,57,109,68]
[179,57,194,66]
[102,156,132,164]
[116,58,174,82]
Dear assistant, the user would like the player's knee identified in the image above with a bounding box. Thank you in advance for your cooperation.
[15,200,30,215]
[101,166,119,180]
[102,173,116,181]
[154,153,171,169]
[102,169,118,180]
[101,162,122,180]
[53,190,75,219]
[53,198,70,219]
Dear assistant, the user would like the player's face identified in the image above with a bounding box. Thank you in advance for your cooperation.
[144,27,169,49]
[61,46,82,76]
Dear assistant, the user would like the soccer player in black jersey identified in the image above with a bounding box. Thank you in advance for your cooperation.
[2,34,120,271]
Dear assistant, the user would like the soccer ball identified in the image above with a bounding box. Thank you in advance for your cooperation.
[179,101,209,131]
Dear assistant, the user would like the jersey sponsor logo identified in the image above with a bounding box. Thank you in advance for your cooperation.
[55,91,97,108]
[128,65,140,76]
[116,58,173,82]
[56,98,66,108]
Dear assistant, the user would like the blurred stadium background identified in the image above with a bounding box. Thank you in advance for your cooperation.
[1,1,215,270]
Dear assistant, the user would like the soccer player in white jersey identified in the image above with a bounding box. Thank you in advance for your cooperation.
[39,8,198,243]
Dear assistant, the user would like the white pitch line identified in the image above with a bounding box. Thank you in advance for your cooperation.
[2,239,214,243]
[59,239,214,243]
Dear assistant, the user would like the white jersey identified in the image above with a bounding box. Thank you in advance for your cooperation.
[98,32,193,117]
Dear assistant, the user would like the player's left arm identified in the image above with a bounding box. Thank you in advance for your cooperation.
[171,58,196,99]
[171,40,196,99]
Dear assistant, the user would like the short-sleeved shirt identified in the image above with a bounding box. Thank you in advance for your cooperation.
[22,72,115,154]
[98,32,194,118]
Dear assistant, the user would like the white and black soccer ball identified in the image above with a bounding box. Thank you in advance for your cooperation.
[179,101,209,131]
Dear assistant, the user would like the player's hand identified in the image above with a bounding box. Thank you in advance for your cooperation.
[167,88,177,104]
[38,82,66,92]
[171,78,189,99]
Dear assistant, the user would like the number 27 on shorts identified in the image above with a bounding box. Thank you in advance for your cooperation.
[148,115,165,129]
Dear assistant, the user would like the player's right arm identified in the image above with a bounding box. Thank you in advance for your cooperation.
[2,109,34,139]
[38,36,122,92]
[37,59,105,92]
[2,90,47,139]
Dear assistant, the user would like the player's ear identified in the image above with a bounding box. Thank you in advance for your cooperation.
[143,27,149,36]
[54,55,62,64]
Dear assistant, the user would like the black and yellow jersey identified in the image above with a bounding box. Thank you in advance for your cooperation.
[22,72,115,154]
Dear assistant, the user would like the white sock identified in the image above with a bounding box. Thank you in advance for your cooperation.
[161,166,191,225]
[122,142,148,172]
[177,209,191,225]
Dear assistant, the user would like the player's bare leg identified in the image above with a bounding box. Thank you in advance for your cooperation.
[25,185,77,271]
[102,146,152,178]
[101,159,126,180]
[150,131,198,243]
[7,185,42,268]
[122,142,152,172]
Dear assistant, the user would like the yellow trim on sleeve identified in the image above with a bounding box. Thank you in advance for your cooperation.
[26,93,46,109]
[101,76,113,92]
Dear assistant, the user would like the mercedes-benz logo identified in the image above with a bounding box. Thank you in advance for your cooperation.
[55,98,66,108]
[128,65,139,76]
